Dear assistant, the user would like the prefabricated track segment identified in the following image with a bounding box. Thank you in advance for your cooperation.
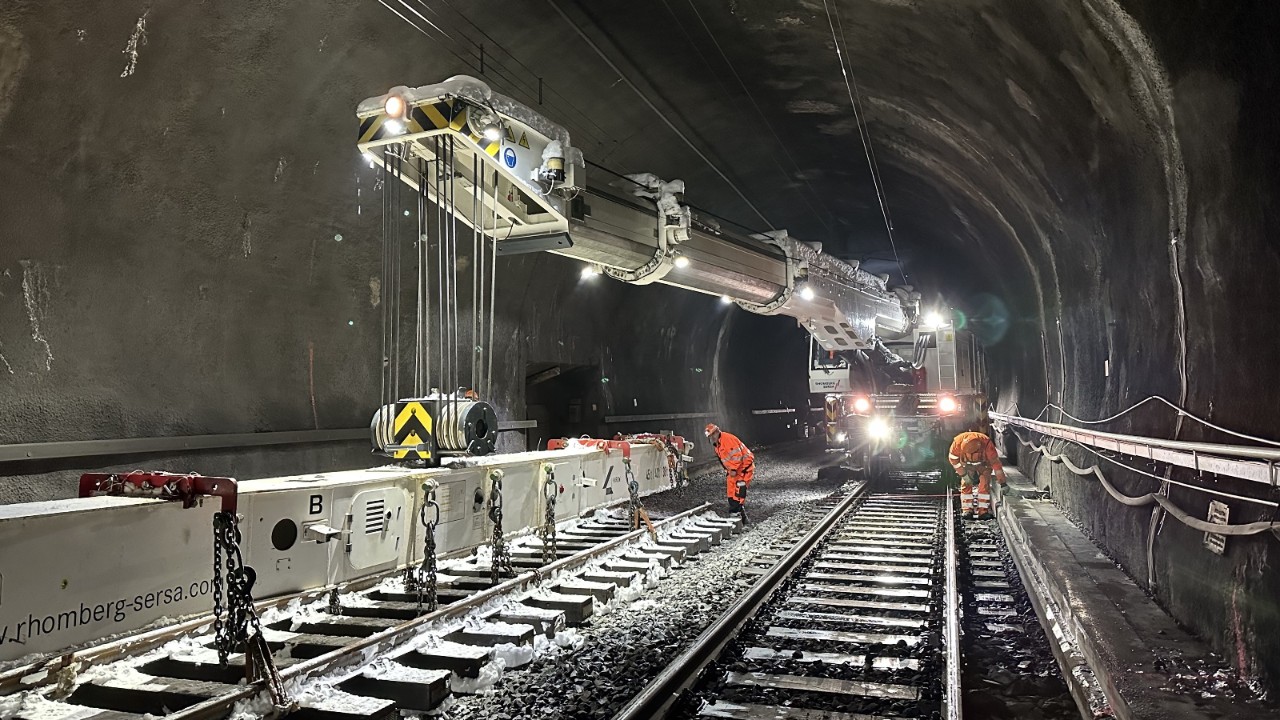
[0,440,682,660]
[0,504,741,720]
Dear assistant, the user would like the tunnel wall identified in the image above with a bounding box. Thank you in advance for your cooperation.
[0,1,794,503]
[973,1,1280,691]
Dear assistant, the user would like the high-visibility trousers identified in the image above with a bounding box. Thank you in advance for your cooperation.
[728,465,755,503]
[960,472,993,517]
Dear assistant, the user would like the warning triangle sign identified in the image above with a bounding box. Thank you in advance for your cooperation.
[504,126,516,142]
[518,131,530,149]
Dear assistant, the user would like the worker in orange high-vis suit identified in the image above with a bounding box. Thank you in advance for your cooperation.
[948,431,1006,519]
[706,424,755,522]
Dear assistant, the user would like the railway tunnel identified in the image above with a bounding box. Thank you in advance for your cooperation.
[1,1,1278,718]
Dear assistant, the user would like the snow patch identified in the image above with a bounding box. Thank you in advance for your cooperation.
[450,660,503,694]
[20,260,52,370]
[491,641,534,669]
[119,11,148,78]
[554,628,585,651]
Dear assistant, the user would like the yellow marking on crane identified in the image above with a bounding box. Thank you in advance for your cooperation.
[392,401,434,460]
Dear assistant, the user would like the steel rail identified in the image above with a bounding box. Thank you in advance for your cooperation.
[992,411,1280,486]
[611,483,867,720]
[943,487,962,720]
[162,502,714,720]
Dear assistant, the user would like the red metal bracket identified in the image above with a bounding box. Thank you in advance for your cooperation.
[78,471,239,512]
[547,438,633,459]
[625,433,687,453]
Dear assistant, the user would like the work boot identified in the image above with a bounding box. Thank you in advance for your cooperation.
[725,497,742,518]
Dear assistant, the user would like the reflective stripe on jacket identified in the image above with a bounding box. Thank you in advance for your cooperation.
[948,431,1005,482]
[714,431,754,474]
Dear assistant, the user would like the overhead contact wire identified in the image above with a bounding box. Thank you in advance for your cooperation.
[546,0,775,230]
[822,0,907,284]
[665,0,836,235]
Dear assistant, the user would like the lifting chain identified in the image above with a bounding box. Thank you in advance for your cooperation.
[212,511,289,707]
[417,482,441,611]
[538,464,559,565]
[624,458,657,540]
[487,469,514,584]
[667,437,689,488]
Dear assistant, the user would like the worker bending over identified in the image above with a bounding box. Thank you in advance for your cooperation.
[706,424,754,522]
[948,430,1006,519]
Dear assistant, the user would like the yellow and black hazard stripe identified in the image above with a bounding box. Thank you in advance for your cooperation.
[824,395,840,442]
[391,400,436,461]
[358,98,502,157]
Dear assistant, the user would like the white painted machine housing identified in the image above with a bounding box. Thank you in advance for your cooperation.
[0,441,675,661]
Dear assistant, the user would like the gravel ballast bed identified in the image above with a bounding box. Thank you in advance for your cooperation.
[441,444,845,719]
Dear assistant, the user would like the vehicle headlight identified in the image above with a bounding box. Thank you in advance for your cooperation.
[868,418,890,440]
[835,432,847,443]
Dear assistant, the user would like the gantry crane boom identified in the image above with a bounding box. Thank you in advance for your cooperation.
[356,76,919,357]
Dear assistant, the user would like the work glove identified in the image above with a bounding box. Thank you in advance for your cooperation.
[1000,484,1020,500]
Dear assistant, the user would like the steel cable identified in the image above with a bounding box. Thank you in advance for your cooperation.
[486,169,497,398]
[1012,431,1280,539]
[471,154,481,392]
[435,138,446,397]
[546,0,775,230]
[1034,396,1280,448]
[822,0,908,284]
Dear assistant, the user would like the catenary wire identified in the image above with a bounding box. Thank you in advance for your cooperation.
[822,0,908,284]
[546,0,776,231]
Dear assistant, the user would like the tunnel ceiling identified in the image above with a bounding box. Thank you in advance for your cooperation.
[446,0,1276,428]
[459,0,1163,294]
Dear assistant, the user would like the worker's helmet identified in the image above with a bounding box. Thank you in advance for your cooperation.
[704,423,720,437]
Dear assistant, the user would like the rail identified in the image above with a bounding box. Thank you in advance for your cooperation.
[611,484,866,719]
[943,487,962,720]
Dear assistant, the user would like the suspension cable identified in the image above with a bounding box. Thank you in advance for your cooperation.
[471,153,481,392]
[448,137,461,419]
[392,145,404,404]
[1013,429,1280,517]
[420,155,431,394]
[1029,396,1280,448]
[379,150,390,418]
[486,169,498,398]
